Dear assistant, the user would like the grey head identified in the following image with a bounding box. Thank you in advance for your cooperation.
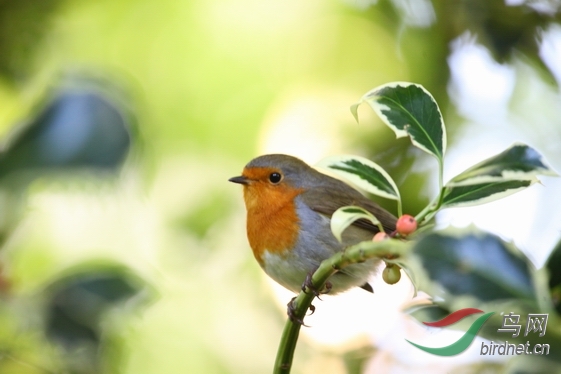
[229,154,324,188]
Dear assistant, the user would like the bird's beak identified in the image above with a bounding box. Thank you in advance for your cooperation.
[228,175,250,185]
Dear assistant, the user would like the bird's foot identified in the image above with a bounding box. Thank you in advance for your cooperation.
[301,272,332,300]
[286,297,315,326]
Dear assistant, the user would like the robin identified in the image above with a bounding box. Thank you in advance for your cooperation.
[229,154,396,295]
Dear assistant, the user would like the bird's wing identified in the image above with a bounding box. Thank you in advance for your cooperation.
[301,184,396,234]
[360,282,374,293]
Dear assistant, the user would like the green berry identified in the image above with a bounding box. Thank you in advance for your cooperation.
[382,264,401,285]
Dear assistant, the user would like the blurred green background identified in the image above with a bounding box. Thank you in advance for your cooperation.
[0,0,559,373]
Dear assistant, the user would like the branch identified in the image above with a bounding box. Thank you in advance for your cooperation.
[273,239,410,373]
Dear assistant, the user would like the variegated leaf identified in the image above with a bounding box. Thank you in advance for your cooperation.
[316,155,400,201]
[447,143,558,187]
[352,82,446,163]
[330,206,381,243]
[441,179,534,208]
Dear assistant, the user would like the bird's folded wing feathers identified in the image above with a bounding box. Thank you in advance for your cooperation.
[301,185,397,233]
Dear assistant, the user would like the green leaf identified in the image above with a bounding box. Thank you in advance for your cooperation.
[441,179,534,208]
[330,206,381,243]
[448,143,558,186]
[352,82,446,162]
[316,155,400,201]
[0,84,133,180]
[44,263,150,354]
[440,144,556,209]
[406,304,450,325]
[413,228,536,303]
[546,239,561,315]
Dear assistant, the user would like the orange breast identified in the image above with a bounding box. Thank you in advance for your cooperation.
[243,183,303,265]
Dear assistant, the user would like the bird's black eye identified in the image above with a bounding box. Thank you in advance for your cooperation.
[269,172,282,184]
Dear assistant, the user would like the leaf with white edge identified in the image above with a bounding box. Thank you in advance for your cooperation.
[353,82,446,162]
[316,155,400,201]
[447,143,558,186]
[412,229,536,302]
[330,206,382,243]
[441,179,534,208]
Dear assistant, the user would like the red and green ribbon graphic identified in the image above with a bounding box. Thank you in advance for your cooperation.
[406,308,494,356]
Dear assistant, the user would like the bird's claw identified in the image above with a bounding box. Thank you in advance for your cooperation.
[301,273,332,300]
[286,297,316,326]
[308,304,316,316]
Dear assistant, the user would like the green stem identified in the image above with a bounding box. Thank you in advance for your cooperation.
[414,158,446,224]
[414,195,438,224]
[396,196,403,218]
[414,185,446,225]
[273,240,410,373]
[274,260,339,373]
[273,277,332,373]
[273,306,303,373]
[438,159,444,191]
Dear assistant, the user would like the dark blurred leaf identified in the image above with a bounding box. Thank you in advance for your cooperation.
[413,229,536,303]
[546,239,561,314]
[375,0,560,88]
[0,88,132,179]
[45,265,146,351]
[47,304,99,349]
[446,0,556,62]
[407,304,450,325]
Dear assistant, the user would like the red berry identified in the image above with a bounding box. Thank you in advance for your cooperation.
[372,232,389,241]
[396,214,417,236]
